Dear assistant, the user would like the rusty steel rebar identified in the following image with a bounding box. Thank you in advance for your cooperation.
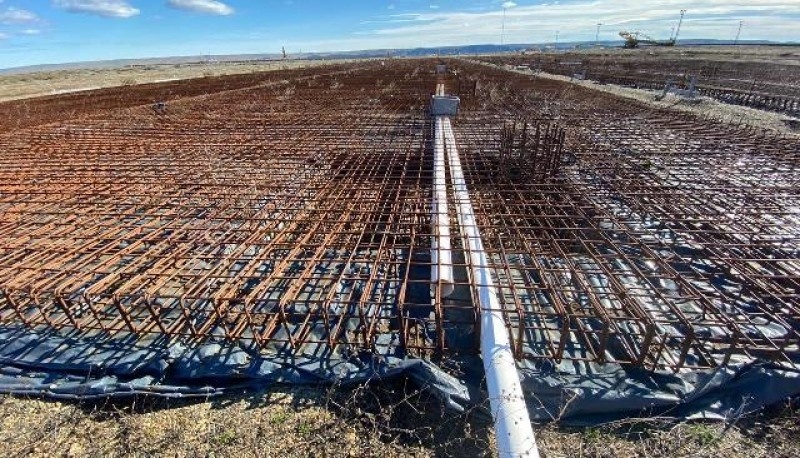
[0,59,797,373]
[480,54,800,116]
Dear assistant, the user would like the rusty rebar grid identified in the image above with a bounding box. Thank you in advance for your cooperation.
[0,59,798,373]
[478,54,800,116]
[447,60,799,370]
[0,62,455,356]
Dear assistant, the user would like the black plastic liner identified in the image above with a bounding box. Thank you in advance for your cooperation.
[1,325,797,424]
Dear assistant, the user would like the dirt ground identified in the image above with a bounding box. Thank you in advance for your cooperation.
[0,59,343,103]
[560,45,800,66]
[1,383,798,458]
[471,59,800,137]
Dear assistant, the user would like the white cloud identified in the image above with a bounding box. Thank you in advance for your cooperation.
[0,32,9,40]
[167,0,234,15]
[355,0,800,46]
[501,1,517,9]
[21,29,41,35]
[54,0,140,18]
[0,6,39,24]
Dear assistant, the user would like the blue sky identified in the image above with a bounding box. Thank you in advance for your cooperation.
[0,0,798,68]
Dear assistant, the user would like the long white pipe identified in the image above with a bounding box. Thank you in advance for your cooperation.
[441,116,540,458]
[431,117,455,298]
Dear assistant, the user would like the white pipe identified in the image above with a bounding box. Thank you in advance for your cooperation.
[441,117,540,458]
[431,117,455,298]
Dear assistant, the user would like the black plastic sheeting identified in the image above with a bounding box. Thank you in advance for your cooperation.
[1,324,798,424]
[516,358,800,424]
[0,325,472,409]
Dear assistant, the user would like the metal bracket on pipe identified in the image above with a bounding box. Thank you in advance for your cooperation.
[431,95,461,116]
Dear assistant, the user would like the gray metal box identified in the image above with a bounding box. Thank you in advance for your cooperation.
[435,64,447,74]
[430,95,460,116]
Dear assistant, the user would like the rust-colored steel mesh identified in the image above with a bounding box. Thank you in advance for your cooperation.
[0,59,798,371]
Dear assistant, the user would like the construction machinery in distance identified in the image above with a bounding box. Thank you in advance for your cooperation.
[619,31,675,48]
[619,9,686,48]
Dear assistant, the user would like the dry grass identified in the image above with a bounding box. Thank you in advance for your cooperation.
[536,405,800,458]
[0,381,492,458]
[1,383,797,457]
[0,60,345,103]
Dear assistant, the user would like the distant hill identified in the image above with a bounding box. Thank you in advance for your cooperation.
[1,40,794,75]
[0,54,283,75]
[301,40,788,60]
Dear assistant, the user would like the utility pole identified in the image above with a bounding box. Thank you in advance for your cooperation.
[734,20,743,45]
[594,23,601,46]
[500,3,516,46]
[555,30,559,51]
[673,9,687,44]
[500,6,507,45]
